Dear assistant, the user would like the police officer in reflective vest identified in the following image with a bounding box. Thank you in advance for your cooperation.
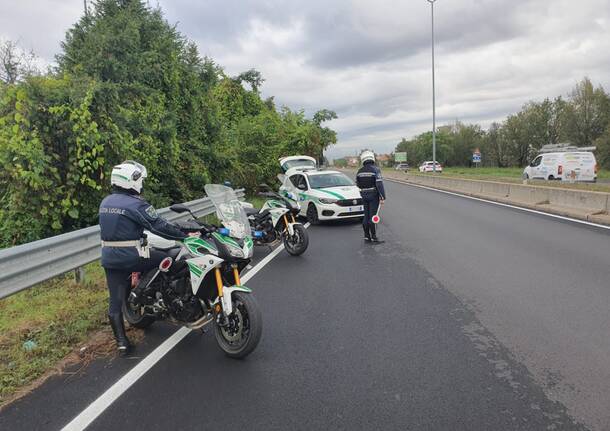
[356,151,386,242]
[99,160,189,356]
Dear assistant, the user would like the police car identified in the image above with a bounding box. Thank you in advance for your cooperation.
[278,157,363,224]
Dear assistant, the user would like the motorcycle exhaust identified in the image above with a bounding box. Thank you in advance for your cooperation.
[186,312,215,330]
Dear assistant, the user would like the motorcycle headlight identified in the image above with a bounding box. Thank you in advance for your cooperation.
[319,198,337,204]
[227,244,245,258]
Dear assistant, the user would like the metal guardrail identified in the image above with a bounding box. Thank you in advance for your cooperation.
[0,190,245,299]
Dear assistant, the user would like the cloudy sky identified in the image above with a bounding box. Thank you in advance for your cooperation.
[1,0,609,159]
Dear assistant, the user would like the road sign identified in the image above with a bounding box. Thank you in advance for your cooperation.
[395,152,407,162]
[472,148,481,164]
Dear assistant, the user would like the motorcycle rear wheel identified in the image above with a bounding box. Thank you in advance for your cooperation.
[123,299,156,329]
[214,292,262,359]
[123,273,156,329]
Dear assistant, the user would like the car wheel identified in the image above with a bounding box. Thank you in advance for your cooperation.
[548,175,554,180]
[307,203,320,225]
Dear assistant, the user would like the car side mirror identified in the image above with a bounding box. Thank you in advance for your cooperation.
[170,204,190,213]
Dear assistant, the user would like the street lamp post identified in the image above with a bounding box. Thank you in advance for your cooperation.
[427,0,437,173]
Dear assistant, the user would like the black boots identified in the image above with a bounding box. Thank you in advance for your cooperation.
[370,225,383,243]
[363,225,371,241]
[108,313,131,356]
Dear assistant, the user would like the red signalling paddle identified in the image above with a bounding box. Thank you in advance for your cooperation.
[372,206,381,224]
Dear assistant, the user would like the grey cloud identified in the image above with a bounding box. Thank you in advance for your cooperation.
[2,0,610,161]
[0,0,82,61]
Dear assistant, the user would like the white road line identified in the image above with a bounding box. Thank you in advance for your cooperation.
[387,178,610,230]
[61,223,310,431]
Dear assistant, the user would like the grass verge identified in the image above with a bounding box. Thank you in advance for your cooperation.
[0,262,112,407]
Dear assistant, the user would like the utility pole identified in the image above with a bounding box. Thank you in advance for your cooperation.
[427,0,437,173]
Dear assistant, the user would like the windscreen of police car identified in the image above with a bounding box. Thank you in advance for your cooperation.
[308,173,354,189]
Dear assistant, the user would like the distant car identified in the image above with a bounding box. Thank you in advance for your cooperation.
[522,152,597,182]
[394,163,410,171]
[419,161,443,173]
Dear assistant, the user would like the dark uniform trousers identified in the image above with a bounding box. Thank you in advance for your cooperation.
[361,193,380,233]
[104,251,167,314]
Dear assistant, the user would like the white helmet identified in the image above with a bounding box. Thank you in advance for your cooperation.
[360,150,375,164]
[111,160,147,194]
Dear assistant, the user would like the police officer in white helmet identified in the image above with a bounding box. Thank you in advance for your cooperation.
[356,151,386,242]
[99,161,190,356]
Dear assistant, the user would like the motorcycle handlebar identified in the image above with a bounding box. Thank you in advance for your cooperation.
[178,218,217,235]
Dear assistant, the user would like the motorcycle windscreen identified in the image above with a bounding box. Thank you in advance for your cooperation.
[204,184,251,239]
[277,174,300,203]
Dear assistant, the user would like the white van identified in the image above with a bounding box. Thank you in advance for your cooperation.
[523,152,597,182]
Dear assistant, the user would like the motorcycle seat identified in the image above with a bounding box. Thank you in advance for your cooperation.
[151,245,182,260]
[243,207,261,216]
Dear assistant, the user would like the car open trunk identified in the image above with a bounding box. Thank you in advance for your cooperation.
[279,155,317,173]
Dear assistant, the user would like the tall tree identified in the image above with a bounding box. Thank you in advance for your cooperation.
[235,69,264,92]
[562,77,610,146]
[484,122,510,167]
[0,40,39,84]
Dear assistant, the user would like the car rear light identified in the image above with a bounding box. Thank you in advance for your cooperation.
[558,165,563,175]
[595,163,599,173]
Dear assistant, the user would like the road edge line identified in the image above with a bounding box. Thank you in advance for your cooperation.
[387,178,610,230]
[60,223,310,431]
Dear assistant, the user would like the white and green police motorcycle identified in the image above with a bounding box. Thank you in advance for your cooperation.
[124,184,262,359]
[241,175,309,256]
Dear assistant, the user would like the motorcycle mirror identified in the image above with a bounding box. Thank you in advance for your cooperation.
[170,204,190,213]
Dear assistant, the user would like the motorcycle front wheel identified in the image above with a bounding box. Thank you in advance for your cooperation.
[214,292,262,359]
[283,224,309,256]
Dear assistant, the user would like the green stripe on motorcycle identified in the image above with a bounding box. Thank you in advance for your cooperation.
[212,232,239,247]
[184,236,217,253]
[187,262,203,277]
[318,189,345,200]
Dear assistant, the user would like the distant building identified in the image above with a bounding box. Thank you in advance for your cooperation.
[376,153,392,167]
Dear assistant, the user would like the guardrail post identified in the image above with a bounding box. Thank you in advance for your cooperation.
[74,267,86,284]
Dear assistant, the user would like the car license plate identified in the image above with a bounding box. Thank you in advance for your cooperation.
[348,206,363,212]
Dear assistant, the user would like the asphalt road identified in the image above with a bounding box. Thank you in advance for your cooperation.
[2,179,609,430]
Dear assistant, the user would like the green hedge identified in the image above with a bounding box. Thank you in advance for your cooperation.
[0,0,336,247]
